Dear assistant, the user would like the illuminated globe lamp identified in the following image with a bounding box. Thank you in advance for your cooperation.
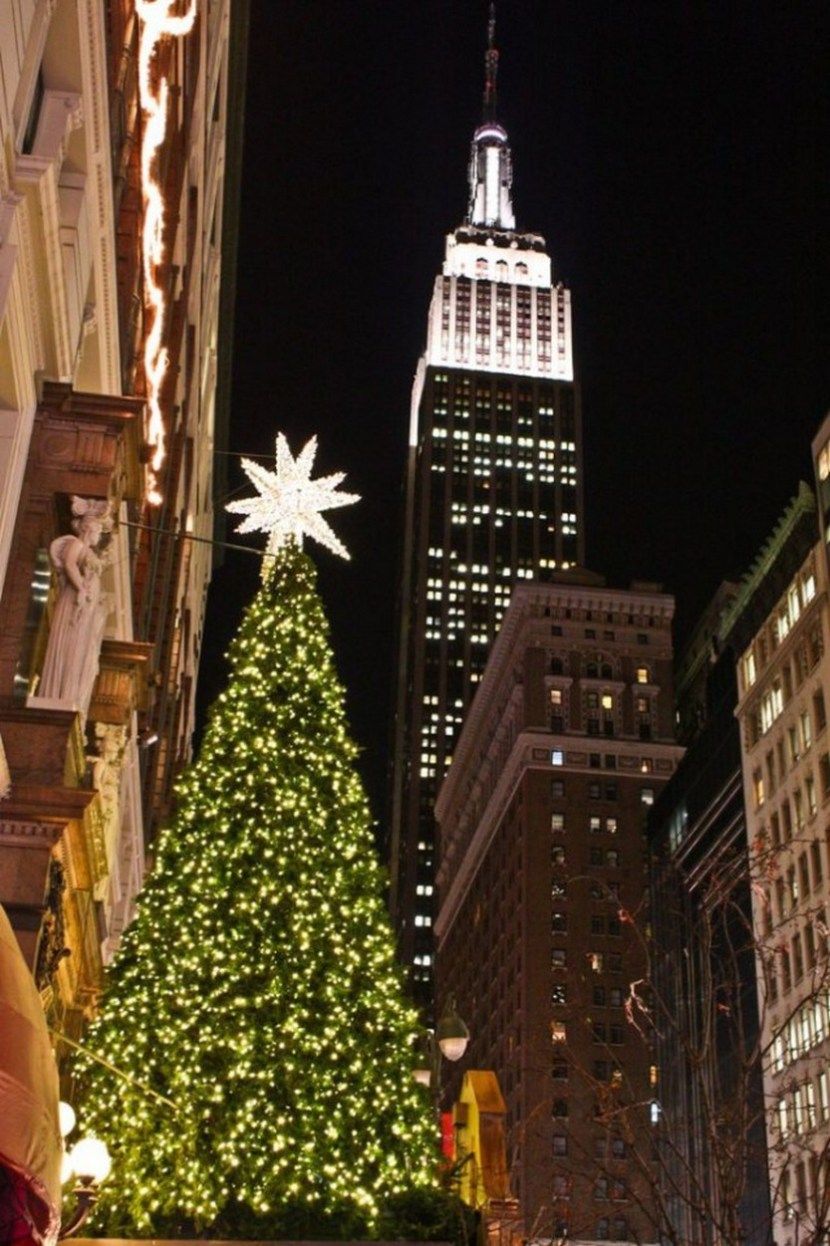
[436,997,470,1062]
[413,996,471,1108]
[58,1125,112,1240]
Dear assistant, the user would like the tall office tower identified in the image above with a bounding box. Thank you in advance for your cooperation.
[435,572,682,1236]
[390,18,582,1005]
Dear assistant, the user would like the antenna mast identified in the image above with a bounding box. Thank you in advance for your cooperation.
[483,2,498,121]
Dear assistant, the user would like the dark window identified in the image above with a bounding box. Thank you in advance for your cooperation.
[594,1060,609,1080]
[552,1061,569,1080]
[551,779,565,797]
[553,1134,568,1155]
[593,986,606,1006]
[606,783,618,800]
[609,988,624,1007]
[552,1098,568,1118]
[552,912,568,933]
[589,782,602,799]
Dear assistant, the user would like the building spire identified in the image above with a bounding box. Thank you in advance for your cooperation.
[466,1,515,230]
[483,2,498,121]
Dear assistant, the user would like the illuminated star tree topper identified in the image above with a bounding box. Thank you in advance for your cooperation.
[226,433,360,567]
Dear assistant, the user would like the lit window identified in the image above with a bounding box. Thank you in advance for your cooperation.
[551,749,564,766]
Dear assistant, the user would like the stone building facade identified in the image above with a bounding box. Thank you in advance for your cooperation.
[736,449,830,1244]
[0,0,246,1040]
[435,572,682,1242]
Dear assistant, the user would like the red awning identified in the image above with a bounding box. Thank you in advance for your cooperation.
[0,904,61,1244]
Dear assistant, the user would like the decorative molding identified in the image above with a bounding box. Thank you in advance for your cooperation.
[33,857,70,990]
[88,639,154,724]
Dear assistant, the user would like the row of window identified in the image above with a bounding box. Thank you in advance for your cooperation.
[766,845,825,926]
[552,846,623,868]
[750,685,826,760]
[552,813,619,834]
[739,560,818,693]
[552,951,625,973]
[551,913,624,937]
[550,654,653,679]
[551,984,627,1007]
[776,1068,829,1139]
[753,759,826,823]
[769,917,826,1000]
[771,990,830,1067]
[551,880,622,901]
[550,750,657,796]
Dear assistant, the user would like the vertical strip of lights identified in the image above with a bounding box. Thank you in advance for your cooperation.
[136,0,197,505]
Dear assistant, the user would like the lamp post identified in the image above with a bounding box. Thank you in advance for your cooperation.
[57,1100,112,1240]
[414,995,470,1110]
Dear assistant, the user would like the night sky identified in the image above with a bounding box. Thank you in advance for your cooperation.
[198,1,830,826]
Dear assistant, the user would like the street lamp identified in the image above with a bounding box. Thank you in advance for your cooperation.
[57,1101,112,1240]
[436,997,470,1062]
[414,996,470,1107]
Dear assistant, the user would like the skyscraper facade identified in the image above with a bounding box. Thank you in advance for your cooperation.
[435,573,681,1236]
[390,34,583,1003]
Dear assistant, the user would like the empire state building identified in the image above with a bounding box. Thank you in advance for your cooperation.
[390,21,584,1006]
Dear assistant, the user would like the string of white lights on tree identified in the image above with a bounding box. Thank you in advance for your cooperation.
[136,0,197,505]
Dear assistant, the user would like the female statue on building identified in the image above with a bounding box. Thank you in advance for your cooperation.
[37,497,112,716]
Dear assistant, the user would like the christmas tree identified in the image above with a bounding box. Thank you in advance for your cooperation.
[75,438,436,1236]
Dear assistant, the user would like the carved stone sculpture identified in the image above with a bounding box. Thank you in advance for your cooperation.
[33,858,70,992]
[37,497,113,717]
[87,722,127,895]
